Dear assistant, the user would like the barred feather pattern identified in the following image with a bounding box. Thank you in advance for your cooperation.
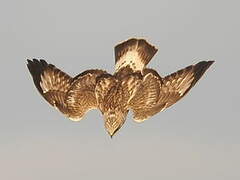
[129,61,214,122]
[27,38,214,137]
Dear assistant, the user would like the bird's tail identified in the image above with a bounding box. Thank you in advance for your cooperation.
[114,38,158,72]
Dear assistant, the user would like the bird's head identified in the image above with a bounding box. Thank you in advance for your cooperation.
[103,110,127,138]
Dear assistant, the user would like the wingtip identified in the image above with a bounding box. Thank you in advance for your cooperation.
[207,60,215,68]
[27,58,49,67]
[208,60,215,68]
[191,60,215,88]
[26,59,32,68]
[209,60,215,64]
[200,60,214,64]
[195,60,215,70]
[27,59,35,70]
[27,58,38,65]
[206,60,215,66]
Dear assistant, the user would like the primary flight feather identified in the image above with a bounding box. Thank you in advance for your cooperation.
[27,38,214,137]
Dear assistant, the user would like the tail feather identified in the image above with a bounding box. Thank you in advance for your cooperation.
[114,38,158,72]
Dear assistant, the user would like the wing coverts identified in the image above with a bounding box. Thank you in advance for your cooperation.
[27,38,214,137]
[27,59,106,121]
[129,61,214,122]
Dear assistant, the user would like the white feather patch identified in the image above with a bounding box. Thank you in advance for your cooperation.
[115,51,144,72]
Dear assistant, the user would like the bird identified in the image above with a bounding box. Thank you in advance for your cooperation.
[27,38,214,137]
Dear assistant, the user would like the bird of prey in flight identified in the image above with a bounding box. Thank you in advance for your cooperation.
[27,38,214,137]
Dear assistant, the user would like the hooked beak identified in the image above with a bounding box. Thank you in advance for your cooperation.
[107,125,120,138]
[104,110,128,138]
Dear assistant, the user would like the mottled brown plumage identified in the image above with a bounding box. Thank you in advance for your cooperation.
[27,38,214,137]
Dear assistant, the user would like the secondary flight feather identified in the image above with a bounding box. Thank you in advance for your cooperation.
[27,38,214,137]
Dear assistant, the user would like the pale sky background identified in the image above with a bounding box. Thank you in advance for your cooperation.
[0,0,240,179]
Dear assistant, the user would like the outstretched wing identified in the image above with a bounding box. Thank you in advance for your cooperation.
[128,69,162,121]
[114,38,158,73]
[129,61,214,122]
[27,59,73,114]
[66,69,106,121]
[27,59,106,121]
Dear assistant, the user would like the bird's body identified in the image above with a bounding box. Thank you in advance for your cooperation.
[27,38,214,137]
